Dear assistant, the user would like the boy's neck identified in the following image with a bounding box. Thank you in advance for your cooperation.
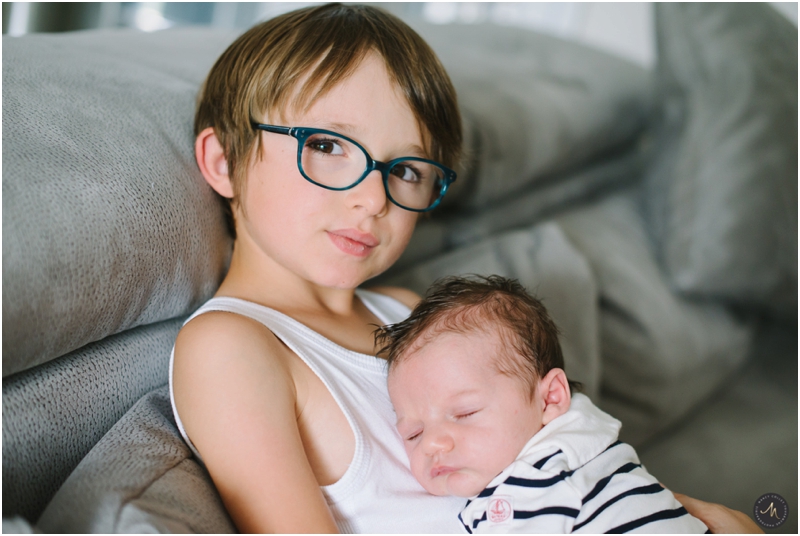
[216,240,363,318]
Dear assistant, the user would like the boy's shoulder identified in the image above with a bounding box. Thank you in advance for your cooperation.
[175,308,292,371]
[365,285,421,309]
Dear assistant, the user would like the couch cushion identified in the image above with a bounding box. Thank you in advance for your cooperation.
[37,386,235,533]
[2,28,239,378]
[2,318,182,523]
[643,3,798,319]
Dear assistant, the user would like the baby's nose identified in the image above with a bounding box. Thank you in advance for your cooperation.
[422,429,454,456]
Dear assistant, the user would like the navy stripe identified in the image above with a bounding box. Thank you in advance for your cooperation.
[515,506,580,520]
[477,486,497,498]
[572,483,664,531]
[457,512,472,534]
[606,506,690,533]
[604,440,623,452]
[581,462,640,505]
[473,505,580,530]
[505,469,574,488]
[532,449,563,469]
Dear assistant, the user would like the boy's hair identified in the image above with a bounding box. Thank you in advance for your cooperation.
[376,275,581,397]
[196,3,463,233]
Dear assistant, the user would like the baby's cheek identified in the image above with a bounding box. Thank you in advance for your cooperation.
[408,451,432,490]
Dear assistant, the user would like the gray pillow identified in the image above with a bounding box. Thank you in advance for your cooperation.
[411,20,654,210]
[2,28,239,377]
[556,191,754,445]
[643,4,797,319]
[37,386,235,534]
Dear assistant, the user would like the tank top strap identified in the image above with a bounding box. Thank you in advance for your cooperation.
[354,288,413,325]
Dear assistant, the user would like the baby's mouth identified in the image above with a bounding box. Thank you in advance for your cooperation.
[430,466,457,478]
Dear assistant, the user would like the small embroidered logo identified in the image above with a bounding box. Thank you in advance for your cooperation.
[488,497,512,524]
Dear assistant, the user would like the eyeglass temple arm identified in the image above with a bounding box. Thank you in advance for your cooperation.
[251,123,293,136]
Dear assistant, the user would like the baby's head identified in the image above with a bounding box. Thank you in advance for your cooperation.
[194,3,462,236]
[378,275,578,498]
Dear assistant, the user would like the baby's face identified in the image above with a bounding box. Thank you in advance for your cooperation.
[387,329,545,498]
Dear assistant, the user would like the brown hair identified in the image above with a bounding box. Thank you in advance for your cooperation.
[375,275,582,397]
[195,3,462,232]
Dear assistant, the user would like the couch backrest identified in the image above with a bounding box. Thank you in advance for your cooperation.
[2,28,238,521]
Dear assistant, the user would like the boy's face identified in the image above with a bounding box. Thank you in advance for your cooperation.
[387,329,545,498]
[236,53,421,290]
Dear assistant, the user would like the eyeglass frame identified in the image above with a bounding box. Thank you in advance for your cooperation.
[251,122,457,212]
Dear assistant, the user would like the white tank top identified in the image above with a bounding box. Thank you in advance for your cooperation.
[169,289,466,533]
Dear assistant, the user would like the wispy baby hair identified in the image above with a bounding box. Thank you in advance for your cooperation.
[375,275,581,396]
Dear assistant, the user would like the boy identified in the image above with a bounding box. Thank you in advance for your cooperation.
[378,275,708,533]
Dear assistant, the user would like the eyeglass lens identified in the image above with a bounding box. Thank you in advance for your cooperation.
[301,132,444,210]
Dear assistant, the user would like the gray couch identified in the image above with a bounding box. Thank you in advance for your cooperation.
[3,4,797,533]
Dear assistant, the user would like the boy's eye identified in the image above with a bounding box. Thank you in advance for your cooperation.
[390,162,422,183]
[307,137,344,155]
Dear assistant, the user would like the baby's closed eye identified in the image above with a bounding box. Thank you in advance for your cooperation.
[454,409,480,420]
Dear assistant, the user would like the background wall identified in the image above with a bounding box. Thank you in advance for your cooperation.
[3,2,797,69]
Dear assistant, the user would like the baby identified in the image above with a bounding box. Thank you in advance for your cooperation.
[377,275,708,533]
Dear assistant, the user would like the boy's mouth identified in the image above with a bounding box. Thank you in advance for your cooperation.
[328,229,379,257]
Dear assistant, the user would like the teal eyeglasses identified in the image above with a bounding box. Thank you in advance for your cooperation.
[252,123,457,212]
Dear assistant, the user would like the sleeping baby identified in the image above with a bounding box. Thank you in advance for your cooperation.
[376,275,708,533]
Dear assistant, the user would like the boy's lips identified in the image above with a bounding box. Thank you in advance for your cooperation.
[327,229,379,257]
[430,466,458,478]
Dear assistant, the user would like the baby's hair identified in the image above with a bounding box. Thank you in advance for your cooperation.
[195,3,463,235]
[376,275,581,397]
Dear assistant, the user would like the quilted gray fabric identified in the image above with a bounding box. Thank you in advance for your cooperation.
[389,147,643,274]
[2,318,182,523]
[556,191,754,445]
[38,386,235,534]
[2,28,239,377]
[643,3,798,318]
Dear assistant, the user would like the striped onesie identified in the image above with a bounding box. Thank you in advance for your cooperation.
[459,394,708,533]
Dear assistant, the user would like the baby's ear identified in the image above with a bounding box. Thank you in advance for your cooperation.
[539,368,571,425]
[195,127,234,198]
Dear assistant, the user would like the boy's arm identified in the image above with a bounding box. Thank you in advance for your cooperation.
[674,493,762,534]
[172,312,339,534]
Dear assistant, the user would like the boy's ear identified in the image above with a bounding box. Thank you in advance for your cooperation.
[538,368,571,425]
[195,127,234,199]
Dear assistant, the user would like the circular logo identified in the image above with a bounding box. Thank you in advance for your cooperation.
[754,493,788,528]
[488,498,512,523]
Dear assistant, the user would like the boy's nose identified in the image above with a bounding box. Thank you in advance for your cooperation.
[346,169,388,215]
